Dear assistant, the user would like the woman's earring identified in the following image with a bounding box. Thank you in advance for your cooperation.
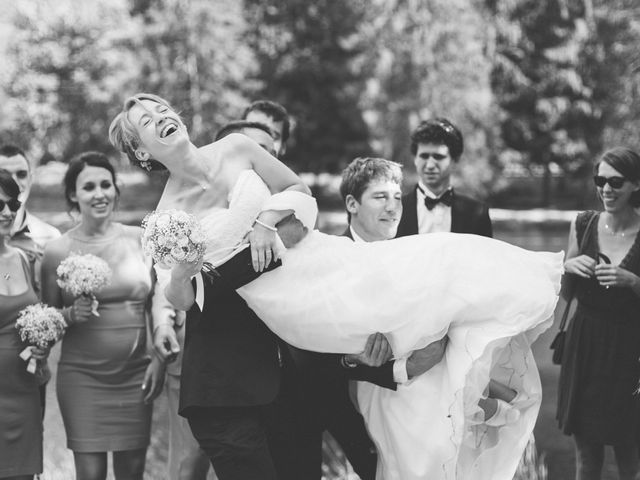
[139,160,152,171]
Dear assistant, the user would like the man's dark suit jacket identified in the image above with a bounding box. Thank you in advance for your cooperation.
[187,232,395,480]
[179,266,282,416]
[396,186,493,238]
[285,227,398,480]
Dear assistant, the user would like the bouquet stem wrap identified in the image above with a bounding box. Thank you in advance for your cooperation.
[15,303,66,374]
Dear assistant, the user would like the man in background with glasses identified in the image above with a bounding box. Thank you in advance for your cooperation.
[0,145,61,290]
[396,118,492,238]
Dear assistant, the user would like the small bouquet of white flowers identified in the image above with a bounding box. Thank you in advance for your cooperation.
[56,253,112,316]
[16,303,66,373]
[141,209,206,268]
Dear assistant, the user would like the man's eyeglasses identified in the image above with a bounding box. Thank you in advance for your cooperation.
[419,152,448,161]
[593,175,626,189]
[0,198,21,212]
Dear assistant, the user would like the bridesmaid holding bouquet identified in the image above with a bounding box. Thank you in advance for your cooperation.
[0,169,46,480]
[41,152,165,480]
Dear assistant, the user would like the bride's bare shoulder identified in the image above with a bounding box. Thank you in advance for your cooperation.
[210,134,254,160]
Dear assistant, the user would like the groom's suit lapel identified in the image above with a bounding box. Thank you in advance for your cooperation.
[396,187,419,238]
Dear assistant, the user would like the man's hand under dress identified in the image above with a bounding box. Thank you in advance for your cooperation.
[344,332,393,367]
[406,336,448,380]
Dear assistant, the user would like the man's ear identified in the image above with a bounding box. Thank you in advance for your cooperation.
[135,150,150,161]
[345,194,359,215]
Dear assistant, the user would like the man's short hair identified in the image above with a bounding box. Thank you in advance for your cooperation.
[215,120,274,141]
[0,145,30,169]
[242,100,290,143]
[410,118,464,160]
[340,157,403,203]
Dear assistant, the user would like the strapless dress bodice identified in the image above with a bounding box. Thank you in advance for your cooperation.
[201,170,272,265]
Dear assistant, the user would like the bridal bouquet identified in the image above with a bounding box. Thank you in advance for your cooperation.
[141,209,206,268]
[16,303,66,373]
[56,253,112,316]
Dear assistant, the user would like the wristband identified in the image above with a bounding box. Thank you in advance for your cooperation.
[254,219,278,232]
[341,355,358,368]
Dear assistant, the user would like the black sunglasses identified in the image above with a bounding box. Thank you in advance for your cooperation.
[0,198,21,212]
[593,175,626,189]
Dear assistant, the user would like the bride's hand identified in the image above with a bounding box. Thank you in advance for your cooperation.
[170,258,204,282]
[249,220,279,272]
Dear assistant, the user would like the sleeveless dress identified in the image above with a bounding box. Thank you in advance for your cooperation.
[198,170,563,480]
[557,211,640,444]
[0,252,41,477]
[56,223,153,451]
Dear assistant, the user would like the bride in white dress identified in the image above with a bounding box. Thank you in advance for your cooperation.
[110,93,562,480]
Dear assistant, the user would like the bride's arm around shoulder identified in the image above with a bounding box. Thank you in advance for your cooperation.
[222,132,310,196]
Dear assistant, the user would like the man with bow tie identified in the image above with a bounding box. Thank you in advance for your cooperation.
[396,118,492,238]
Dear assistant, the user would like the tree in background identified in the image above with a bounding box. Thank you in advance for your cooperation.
[488,0,640,206]
[1,0,134,162]
[126,0,256,146]
[358,0,499,198]
[243,0,371,173]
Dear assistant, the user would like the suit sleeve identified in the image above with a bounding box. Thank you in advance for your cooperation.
[297,351,397,390]
[204,247,282,291]
[348,360,397,390]
[479,205,493,238]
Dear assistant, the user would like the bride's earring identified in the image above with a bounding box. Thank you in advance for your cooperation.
[136,151,152,171]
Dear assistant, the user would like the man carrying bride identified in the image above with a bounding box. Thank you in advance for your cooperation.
[109,93,562,480]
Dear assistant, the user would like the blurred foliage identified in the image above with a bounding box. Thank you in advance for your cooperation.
[0,0,638,207]
[0,0,135,162]
[487,0,640,206]
[125,0,258,146]
[357,0,499,198]
[243,0,372,173]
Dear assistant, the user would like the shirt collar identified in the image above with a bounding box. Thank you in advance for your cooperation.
[417,181,453,200]
[349,225,366,243]
[11,209,31,237]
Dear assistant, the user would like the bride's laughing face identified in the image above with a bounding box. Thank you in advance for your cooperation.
[128,99,188,164]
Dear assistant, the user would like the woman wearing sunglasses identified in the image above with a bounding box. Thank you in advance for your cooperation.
[0,169,47,480]
[558,147,640,480]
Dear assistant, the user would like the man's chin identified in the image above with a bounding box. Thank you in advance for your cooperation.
[378,226,398,241]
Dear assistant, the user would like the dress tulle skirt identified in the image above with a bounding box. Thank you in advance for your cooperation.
[236,231,562,480]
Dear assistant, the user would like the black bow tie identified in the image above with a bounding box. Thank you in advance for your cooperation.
[420,188,453,211]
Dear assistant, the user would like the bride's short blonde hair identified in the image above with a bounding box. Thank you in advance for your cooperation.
[108,93,175,170]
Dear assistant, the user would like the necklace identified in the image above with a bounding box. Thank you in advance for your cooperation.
[605,223,626,237]
[2,273,9,280]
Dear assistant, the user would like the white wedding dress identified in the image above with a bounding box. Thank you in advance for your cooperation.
[198,169,562,480]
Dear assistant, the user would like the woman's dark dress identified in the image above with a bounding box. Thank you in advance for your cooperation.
[0,253,41,477]
[557,211,640,444]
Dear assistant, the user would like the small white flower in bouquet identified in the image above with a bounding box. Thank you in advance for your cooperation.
[15,303,66,374]
[56,253,112,316]
[141,209,206,268]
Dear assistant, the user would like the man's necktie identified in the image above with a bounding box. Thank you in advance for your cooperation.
[421,188,454,211]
